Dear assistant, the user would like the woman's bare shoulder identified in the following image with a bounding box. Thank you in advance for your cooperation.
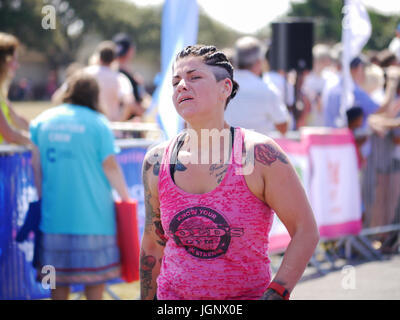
[241,129,289,168]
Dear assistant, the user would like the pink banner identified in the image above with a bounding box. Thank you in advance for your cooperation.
[269,128,362,254]
[319,220,362,239]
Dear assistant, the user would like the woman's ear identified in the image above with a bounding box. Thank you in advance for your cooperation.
[221,78,233,99]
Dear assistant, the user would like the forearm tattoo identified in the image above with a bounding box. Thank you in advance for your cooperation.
[140,250,157,299]
[254,143,288,166]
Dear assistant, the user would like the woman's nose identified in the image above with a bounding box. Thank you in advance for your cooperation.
[176,78,188,92]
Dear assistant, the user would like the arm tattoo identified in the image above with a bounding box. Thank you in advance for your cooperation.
[209,164,228,184]
[143,154,167,245]
[143,167,155,233]
[145,150,162,176]
[143,179,166,245]
[143,164,159,233]
[144,159,152,172]
[140,250,157,299]
[254,143,288,166]
[153,162,160,176]
[154,220,167,246]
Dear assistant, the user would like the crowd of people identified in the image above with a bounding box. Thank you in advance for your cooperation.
[221,30,400,250]
[51,34,151,123]
[0,32,139,300]
[1,22,400,300]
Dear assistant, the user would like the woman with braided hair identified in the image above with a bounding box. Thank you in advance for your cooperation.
[140,44,319,300]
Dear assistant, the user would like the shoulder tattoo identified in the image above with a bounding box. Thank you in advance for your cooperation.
[254,143,288,166]
[144,150,163,176]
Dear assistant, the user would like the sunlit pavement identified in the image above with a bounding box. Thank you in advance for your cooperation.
[291,254,400,300]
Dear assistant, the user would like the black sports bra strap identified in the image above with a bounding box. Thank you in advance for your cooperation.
[170,127,235,183]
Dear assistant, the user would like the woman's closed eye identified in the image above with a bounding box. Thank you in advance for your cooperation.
[172,76,201,87]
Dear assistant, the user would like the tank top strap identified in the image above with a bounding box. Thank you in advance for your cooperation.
[159,133,184,190]
[232,127,246,173]
[159,127,245,189]
[160,135,177,169]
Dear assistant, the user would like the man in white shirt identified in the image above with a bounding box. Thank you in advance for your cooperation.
[302,44,340,126]
[262,71,295,109]
[389,23,400,63]
[225,36,289,136]
[85,41,143,121]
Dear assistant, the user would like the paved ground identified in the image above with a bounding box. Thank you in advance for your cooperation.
[98,254,400,300]
[291,254,400,300]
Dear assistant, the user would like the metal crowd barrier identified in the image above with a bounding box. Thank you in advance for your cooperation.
[0,122,161,300]
[310,131,400,275]
[268,128,400,276]
[360,132,400,252]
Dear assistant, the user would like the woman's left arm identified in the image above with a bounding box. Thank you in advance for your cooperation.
[102,154,131,201]
[256,139,319,299]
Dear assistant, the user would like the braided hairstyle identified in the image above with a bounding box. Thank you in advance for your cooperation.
[175,45,239,109]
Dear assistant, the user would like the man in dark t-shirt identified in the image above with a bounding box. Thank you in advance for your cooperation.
[113,33,150,120]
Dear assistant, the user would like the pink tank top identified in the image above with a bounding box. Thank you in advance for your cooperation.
[157,127,274,300]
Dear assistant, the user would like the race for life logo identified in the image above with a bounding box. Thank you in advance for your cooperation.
[169,206,244,259]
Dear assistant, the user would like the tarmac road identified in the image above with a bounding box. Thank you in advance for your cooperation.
[103,254,400,300]
[291,254,400,300]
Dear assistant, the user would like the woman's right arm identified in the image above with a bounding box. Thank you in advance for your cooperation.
[140,146,166,300]
[7,101,29,131]
[0,107,31,146]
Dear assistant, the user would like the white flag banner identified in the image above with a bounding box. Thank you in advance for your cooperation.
[340,0,372,126]
[153,0,199,140]
[343,0,372,60]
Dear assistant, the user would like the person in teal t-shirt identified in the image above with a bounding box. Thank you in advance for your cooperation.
[30,71,131,300]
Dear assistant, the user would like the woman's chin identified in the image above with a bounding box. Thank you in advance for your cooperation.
[177,106,201,120]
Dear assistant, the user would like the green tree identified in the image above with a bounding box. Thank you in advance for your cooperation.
[287,0,400,50]
[367,11,399,50]
[0,0,242,70]
[288,0,342,43]
[0,0,102,68]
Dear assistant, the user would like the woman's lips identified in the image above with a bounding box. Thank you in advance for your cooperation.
[178,97,194,104]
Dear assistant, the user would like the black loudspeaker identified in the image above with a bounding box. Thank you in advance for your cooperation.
[269,20,314,72]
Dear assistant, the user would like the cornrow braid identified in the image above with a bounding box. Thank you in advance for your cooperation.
[175,45,239,109]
